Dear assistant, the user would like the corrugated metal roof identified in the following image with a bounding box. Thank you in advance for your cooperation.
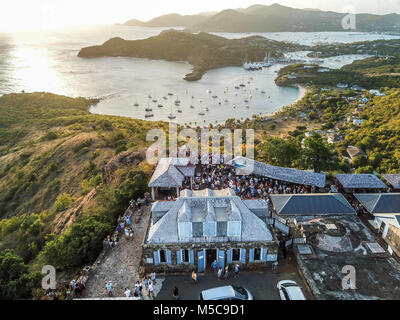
[227,156,326,188]
[270,194,355,216]
[382,174,400,189]
[336,174,387,189]
[146,189,274,244]
[354,193,400,214]
[148,158,194,188]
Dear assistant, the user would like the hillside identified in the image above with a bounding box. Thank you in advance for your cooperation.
[275,55,400,89]
[0,92,172,298]
[187,4,400,33]
[78,29,307,81]
[123,13,210,27]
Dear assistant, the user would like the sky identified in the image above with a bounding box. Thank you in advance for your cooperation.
[1,0,399,32]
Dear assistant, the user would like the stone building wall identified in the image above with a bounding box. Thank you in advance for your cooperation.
[384,225,400,257]
[142,241,279,273]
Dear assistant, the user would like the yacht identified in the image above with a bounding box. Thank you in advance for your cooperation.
[168,113,176,119]
[145,112,154,118]
[145,107,153,112]
[168,93,173,96]
[198,111,205,116]
[157,104,163,108]
[152,99,157,103]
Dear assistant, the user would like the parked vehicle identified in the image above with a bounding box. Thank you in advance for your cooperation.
[277,280,306,300]
[200,285,253,300]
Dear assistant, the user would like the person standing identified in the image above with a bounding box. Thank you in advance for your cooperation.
[124,287,131,298]
[217,267,223,280]
[212,260,217,272]
[234,264,239,278]
[151,272,156,284]
[105,281,113,297]
[148,281,154,298]
[172,286,180,300]
[224,266,229,280]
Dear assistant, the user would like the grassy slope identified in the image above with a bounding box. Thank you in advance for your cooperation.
[0,92,168,270]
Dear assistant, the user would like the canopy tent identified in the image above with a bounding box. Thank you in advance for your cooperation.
[227,156,326,188]
[270,194,355,216]
[336,174,388,190]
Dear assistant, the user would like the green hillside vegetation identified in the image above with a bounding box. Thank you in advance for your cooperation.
[276,59,400,89]
[337,89,400,173]
[78,29,307,81]
[0,92,167,298]
[310,39,400,58]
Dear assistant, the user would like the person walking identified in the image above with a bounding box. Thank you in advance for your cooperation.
[124,287,131,297]
[217,267,223,280]
[148,281,154,298]
[191,271,198,284]
[105,281,113,297]
[234,264,239,278]
[172,286,180,300]
[224,266,229,280]
[151,272,156,284]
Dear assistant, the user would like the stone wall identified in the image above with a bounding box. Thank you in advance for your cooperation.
[384,225,400,257]
[142,241,279,273]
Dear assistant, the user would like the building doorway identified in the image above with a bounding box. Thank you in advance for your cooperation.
[206,249,217,269]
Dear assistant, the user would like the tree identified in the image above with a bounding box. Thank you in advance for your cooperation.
[0,249,41,299]
[257,137,301,168]
[301,133,338,172]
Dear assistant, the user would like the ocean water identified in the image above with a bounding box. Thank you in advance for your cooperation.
[0,25,398,125]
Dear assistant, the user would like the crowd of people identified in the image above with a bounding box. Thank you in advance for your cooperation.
[69,279,86,298]
[106,272,157,299]
[182,160,320,200]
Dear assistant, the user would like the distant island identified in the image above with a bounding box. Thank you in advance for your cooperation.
[122,4,400,33]
[78,29,307,81]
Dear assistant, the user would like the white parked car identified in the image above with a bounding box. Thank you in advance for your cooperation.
[200,285,253,300]
[277,280,306,300]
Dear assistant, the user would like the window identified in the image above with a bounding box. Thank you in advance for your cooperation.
[232,248,240,261]
[217,221,227,237]
[192,222,203,237]
[159,250,166,263]
[182,249,189,263]
[254,248,261,261]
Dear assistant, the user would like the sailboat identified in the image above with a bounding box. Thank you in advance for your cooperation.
[133,100,139,107]
[168,103,176,119]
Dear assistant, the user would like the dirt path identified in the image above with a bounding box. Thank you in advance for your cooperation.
[84,204,155,298]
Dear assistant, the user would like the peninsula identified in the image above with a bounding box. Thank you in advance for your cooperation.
[78,29,307,81]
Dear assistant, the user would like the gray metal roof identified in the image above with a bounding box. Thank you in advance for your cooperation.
[146,189,274,244]
[148,158,194,188]
[336,174,387,189]
[270,194,355,216]
[382,174,400,189]
[228,156,326,188]
[354,193,400,214]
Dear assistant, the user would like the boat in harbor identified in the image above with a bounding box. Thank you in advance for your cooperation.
[168,113,176,119]
[190,105,195,109]
[157,104,163,108]
[133,101,139,107]
[145,112,154,118]
[145,107,153,112]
